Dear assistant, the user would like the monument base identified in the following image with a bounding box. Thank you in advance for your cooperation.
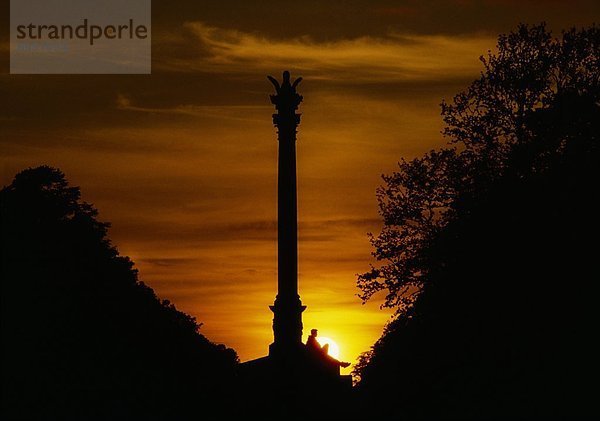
[237,343,352,418]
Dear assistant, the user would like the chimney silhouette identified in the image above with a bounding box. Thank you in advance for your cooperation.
[268,71,306,353]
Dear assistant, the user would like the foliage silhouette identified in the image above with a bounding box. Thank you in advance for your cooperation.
[1,166,238,420]
[356,24,599,419]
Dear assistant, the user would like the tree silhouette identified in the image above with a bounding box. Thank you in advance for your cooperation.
[358,23,600,311]
[1,166,238,420]
[356,24,599,419]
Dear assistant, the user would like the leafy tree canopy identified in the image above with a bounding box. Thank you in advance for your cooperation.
[354,23,600,419]
[358,23,600,312]
[1,166,238,420]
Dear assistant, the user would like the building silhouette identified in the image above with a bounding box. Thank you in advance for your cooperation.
[237,71,351,415]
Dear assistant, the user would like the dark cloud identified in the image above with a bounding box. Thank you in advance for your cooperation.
[151,0,599,38]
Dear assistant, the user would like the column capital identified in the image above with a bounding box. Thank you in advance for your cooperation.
[268,70,303,128]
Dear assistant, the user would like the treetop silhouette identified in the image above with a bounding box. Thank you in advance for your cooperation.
[1,166,238,420]
[354,23,599,419]
[358,23,600,312]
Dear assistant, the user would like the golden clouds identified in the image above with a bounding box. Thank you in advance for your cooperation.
[160,21,494,82]
[2,23,490,367]
[10,12,597,369]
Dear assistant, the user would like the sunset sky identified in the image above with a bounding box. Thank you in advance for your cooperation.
[1,1,598,369]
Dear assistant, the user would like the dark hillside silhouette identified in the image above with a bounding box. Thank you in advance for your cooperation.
[356,24,600,419]
[1,166,237,420]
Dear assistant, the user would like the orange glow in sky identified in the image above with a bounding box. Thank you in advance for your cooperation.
[2,1,597,373]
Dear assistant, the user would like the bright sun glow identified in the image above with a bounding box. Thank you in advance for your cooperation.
[316,336,340,359]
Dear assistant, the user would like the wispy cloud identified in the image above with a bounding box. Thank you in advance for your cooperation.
[116,93,269,120]
[156,22,494,82]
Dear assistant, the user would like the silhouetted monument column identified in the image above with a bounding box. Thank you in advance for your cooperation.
[268,71,306,353]
[237,73,352,409]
